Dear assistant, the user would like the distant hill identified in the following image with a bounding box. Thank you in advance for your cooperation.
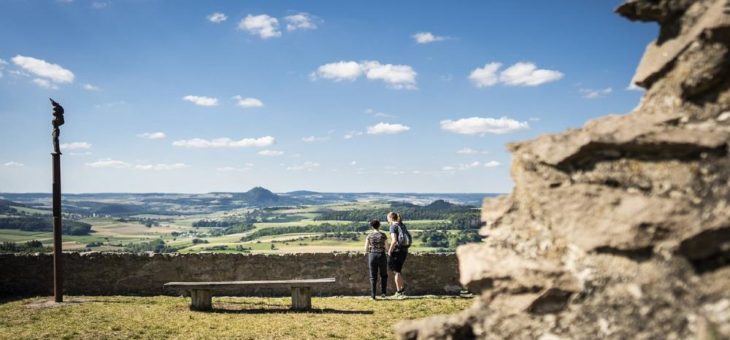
[232,187,295,207]
[425,199,458,210]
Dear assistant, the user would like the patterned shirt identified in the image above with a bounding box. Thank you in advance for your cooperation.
[366,231,387,253]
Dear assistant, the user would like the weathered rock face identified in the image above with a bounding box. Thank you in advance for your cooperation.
[396,0,730,339]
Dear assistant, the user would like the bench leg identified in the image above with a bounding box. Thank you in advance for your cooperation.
[291,286,312,310]
[190,289,212,311]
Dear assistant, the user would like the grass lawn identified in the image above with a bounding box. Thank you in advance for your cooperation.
[0,296,471,339]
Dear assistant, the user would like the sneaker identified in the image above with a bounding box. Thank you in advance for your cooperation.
[393,291,402,298]
[380,293,386,298]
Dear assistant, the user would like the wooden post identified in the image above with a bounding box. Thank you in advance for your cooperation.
[190,289,212,311]
[291,286,312,310]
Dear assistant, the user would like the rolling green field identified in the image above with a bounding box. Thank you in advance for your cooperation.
[1,197,481,254]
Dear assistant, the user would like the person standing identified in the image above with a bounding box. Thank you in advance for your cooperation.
[387,211,411,297]
[364,219,388,299]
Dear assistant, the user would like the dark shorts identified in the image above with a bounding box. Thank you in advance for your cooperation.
[388,249,408,273]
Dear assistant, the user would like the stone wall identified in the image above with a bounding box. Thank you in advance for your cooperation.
[0,252,462,297]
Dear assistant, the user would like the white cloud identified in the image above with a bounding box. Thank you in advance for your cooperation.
[86,159,187,171]
[442,161,488,172]
[302,136,329,143]
[284,12,318,31]
[350,161,357,166]
[484,161,501,168]
[499,62,563,86]
[456,148,487,155]
[367,122,411,135]
[344,131,363,139]
[233,96,264,108]
[137,132,166,140]
[626,82,644,91]
[579,87,612,99]
[94,100,126,109]
[312,61,363,81]
[469,62,563,88]
[134,163,187,171]
[83,83,100,91]
[172,136,275,148]
[361,61,417,89]
[0,58,6,78]
[68,152,92,156]
[182,95,218,106]
[459,161,481,170]
[217,164,253,172]
[469,62,501,88]
[85,159,131,169]
[4,161,24,167]
[286,161,320,171]
[12,55,74,83]
[440,117,529,135]
[32,78,58,90]
[312,60,417,89]
[386,170,407,175]
[257,149,284,156]
[91,1,109,9]
[207,12,227,23]
[60,142,92,150]
[365,108,394,118]
[239,14,281,39]
[412,32,446,44]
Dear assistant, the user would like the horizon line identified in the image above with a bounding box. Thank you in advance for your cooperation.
[0,190,505,195]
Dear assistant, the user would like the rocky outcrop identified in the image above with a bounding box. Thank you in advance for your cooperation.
[396,0,730,339]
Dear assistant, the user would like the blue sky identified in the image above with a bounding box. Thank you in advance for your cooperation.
[0,0,656,193]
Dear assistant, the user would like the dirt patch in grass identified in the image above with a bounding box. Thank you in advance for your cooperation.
[0,295,472,339]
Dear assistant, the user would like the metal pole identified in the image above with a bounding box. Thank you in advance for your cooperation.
[50,98,65,303]
[52,151,63,302]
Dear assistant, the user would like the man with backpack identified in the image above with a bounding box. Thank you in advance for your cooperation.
[386,211,412,298]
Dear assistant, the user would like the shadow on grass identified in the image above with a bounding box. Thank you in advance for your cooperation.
[207,306,374,315]
[0,296,35,305]
[377,295,471,301]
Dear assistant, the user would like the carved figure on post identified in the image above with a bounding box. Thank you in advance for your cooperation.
[50,98,65,154]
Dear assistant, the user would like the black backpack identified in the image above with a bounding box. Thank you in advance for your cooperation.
[396,223,412,248]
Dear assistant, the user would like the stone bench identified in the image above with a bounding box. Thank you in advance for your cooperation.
[164,278,336,311]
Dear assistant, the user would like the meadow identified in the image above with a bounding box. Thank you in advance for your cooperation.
[0,295,473,339]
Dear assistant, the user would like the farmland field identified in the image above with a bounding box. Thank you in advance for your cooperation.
[0,189,492,254]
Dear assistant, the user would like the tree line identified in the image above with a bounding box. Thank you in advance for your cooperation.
[314,200,479,223]
[240,223,368,242]
[0,240,49,253]
[124,239,178,253]
[0,217,92,235]
[419,229,482,250]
